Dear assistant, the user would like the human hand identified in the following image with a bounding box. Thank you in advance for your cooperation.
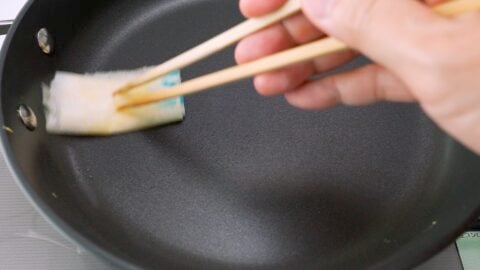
[236,0,480,154]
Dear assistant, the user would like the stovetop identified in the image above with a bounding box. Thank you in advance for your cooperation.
[0,1,478,269]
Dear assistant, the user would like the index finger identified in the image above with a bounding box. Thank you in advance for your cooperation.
[240,0,288,18]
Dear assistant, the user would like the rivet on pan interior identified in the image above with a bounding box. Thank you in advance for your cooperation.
[37,28,54,54]
[17,104,37,131]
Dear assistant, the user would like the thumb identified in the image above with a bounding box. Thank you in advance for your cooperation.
[301,0,447,72]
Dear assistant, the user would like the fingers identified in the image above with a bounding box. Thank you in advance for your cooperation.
[253,50,358,96]
[254,63,314,96]
[240,0,287,18]
[301,0,447,73]
[312,50,357,73]
[234,22,318,96]
[282,13,324,43]
[285,65,415,110]
[235,24,294,64]
[234,20,313,97]
[235,14,323,64]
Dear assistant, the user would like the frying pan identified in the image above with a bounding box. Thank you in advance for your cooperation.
[1,0,480,269]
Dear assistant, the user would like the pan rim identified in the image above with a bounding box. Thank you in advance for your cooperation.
[0,1,142,270]
[0,1,479,269]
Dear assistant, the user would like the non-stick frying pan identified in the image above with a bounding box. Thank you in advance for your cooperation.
[1,0,480,269]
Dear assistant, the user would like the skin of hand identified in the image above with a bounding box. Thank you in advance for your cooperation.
[235,0,480,154]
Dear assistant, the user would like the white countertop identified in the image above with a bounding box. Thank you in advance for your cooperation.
[0,0,26,21]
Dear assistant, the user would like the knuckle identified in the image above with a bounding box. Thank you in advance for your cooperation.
[418,73,447,103]
[414,21,467,71]
[328,0,380,45]
[302,0,384,49]
[409,40,454,97]
[407,16,480,104]
[412,62,452,104]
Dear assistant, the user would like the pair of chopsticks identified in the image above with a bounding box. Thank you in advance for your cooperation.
[114,0,480,110]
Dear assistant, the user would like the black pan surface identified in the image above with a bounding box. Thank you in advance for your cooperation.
[1,0,480,269]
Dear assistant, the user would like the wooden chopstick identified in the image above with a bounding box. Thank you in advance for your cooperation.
[114,0,302,95]
[115,38,347,109]
[115,0,480,110]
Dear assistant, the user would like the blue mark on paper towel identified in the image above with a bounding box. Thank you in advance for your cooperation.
[156,70,183,108]
[161,70,181,87]
[147,70,181,90]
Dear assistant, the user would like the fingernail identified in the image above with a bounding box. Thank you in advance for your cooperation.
[302,0,335,25]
